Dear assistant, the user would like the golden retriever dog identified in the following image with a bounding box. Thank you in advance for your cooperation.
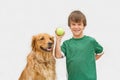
[19,33,56,80]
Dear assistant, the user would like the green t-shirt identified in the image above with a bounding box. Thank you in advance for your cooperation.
[61,35,103,80]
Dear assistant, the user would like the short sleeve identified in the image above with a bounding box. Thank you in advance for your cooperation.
[61,41,67,56]
[93,39,103,55]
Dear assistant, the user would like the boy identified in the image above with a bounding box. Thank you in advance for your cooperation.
[55,10,104,80]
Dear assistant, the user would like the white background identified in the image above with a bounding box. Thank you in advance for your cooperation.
[0,0,120,80]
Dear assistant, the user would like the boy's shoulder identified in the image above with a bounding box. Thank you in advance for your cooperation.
[85,35,96,40]
[63,38,71,43]
[62,37,73,44]
[82,35,98,43]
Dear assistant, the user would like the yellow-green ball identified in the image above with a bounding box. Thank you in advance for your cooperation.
[56,28,64,36]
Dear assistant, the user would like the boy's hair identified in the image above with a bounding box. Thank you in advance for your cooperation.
[68,10,87,27]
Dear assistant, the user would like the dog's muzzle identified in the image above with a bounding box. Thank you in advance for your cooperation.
[40,42,53,52]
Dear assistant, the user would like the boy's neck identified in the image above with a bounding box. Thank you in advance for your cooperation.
[73,33,84,39]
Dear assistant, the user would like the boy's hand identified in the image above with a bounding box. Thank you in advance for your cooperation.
[55,27,65,36]
[55,28,65,41]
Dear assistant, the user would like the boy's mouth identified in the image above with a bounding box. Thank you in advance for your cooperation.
[73,30,80,32]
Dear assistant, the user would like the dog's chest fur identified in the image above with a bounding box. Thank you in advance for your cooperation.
[26,52,56,80]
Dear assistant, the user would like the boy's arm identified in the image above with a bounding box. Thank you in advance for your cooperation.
[96,52,104,60]
[55,35,64,59]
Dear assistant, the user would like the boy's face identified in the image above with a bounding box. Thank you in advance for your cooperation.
[69,21,85,38]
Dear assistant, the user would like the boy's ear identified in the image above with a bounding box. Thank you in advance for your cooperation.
[31,36,36,51]
[83,26,86,30]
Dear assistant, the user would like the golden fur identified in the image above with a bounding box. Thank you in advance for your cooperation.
[19,33,56,80]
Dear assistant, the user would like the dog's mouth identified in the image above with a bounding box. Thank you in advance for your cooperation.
[40,46,53,52]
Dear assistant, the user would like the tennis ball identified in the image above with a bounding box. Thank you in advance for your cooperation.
[56,27,64,36]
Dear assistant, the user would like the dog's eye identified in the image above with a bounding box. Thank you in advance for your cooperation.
[40,37,44,40]
[50,37,53,40]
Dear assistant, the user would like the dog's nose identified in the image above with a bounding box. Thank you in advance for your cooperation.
[48,42,53,46]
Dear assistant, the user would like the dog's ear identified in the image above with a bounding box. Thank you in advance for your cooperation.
[31,36,36,51]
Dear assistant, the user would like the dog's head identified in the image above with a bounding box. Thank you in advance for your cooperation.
[31,33,54,52]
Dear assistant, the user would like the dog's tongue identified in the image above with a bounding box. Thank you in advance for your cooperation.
[47,47,52,51]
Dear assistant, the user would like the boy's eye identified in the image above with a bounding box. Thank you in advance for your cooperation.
[78,23,81,26]
[71,23,75,26]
